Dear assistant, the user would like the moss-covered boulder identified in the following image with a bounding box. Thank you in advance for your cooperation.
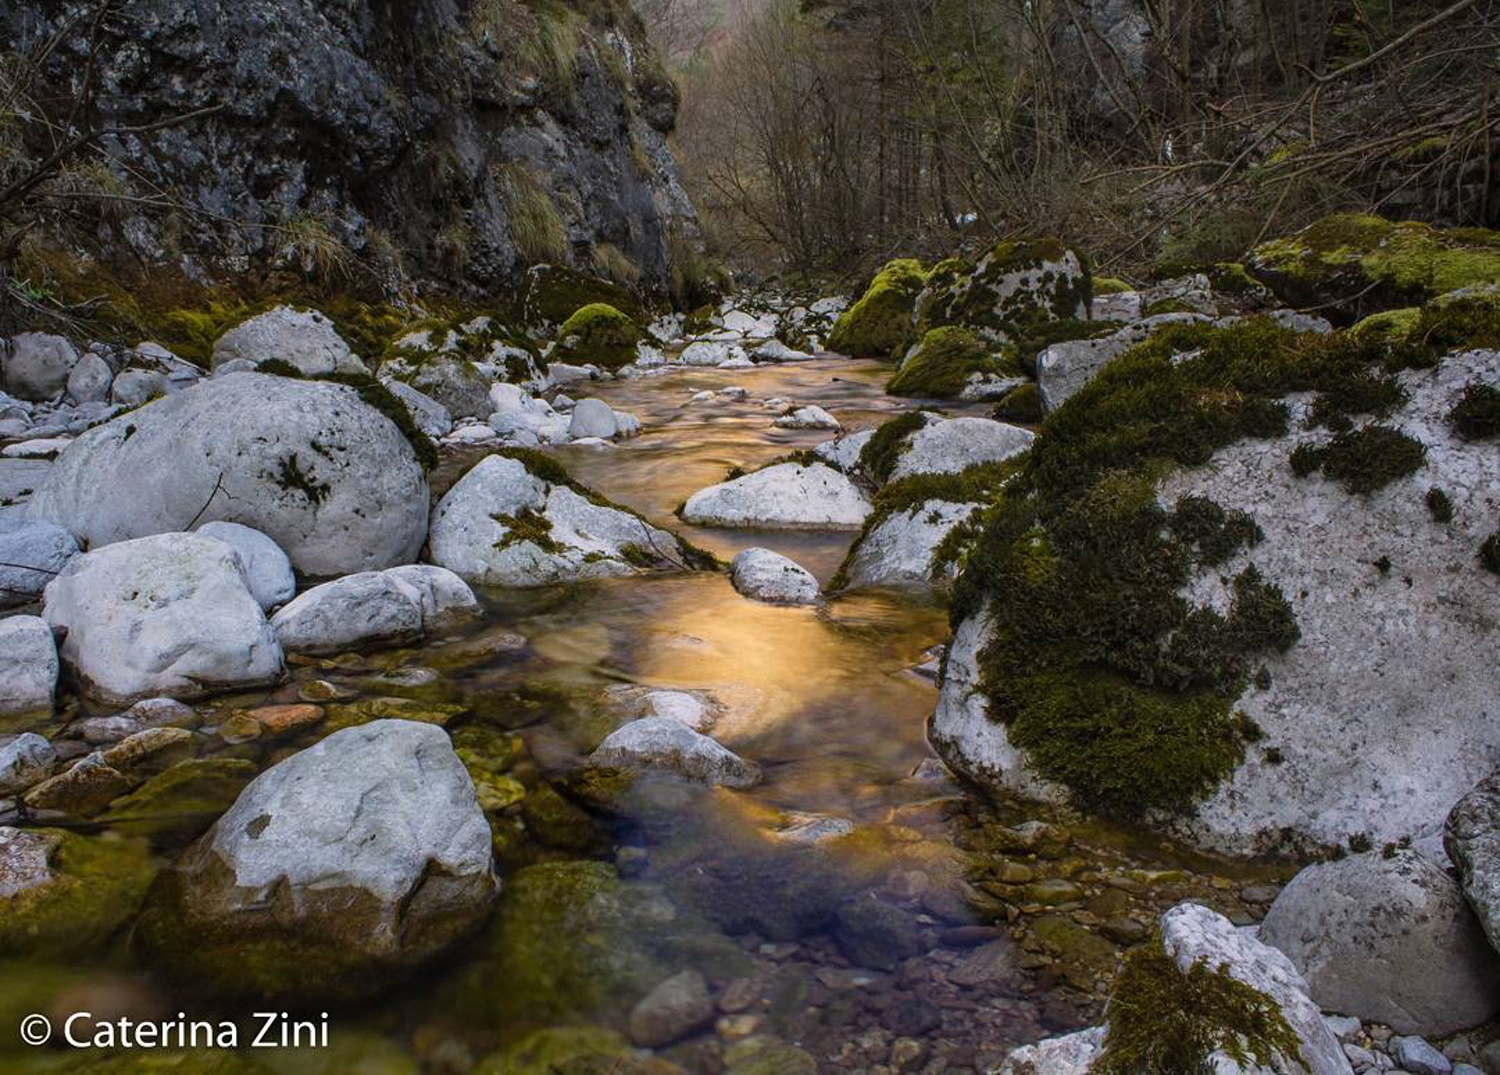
[933,315,1500,856]
[377,315,541,419]
[437,860,750,1037]
[475,1026,636,1075]
[520,265,645,330]
[826,258,929,358]
[1247,214,1500,321]
[887,326,1020,399]
[914,239,1091,346]
[97,757,257,844]
[0,828,158,958]
[550,303,642,372]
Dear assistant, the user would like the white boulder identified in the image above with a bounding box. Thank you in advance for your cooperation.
[888,416,1033,482]
[3,333,79,401]
[811,429,875,473]
[0,521,80,608]
[840,499,977,591]
[681,463,871,530]
[678,341,745,367]
[42,532,283,706]
[0,615,58,716]
[569,398,618,439]
[210,306,367,376]
[730,548,819,605]
[195,521,295,611]
[429,455,690,587]
[589,716,762,788]
[26,373,429,577]
[774,405,840,431]
[270,571,424,655]
[65,353,114,404]
[381,379,453,439]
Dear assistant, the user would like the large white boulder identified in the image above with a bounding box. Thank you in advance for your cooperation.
[1160,903,1351,1075]
[0,521,80,608]
[42,532,283,706]
[138,719,497,1002]
[840,499,977,592]
[210,306,367,376]
[0,615,58,717]
[195,521,295,611]
[730,548,819,605]
[589,716,762,788]
[3,333,79,401]
[1258,850,1500,1035]
[429,454,691,587]
[1036,313,1207,413]
[681,463,871,530]
[934,351,1500,857]
[811,429,874,473]
[26,373,429,577]
[887,416,1033,482]
[270,565,478,655]
[383,564,482,632]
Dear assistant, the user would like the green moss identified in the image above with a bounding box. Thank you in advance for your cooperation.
[1308,370,1406,429]
[98,758,257,845]
[1451,382,1500,440]
[1425,487,1454,523]
[857,409,933,484]
[915,241,1091,347]
[275,453,331,505]
[1207,262,1266,296]
[521,782,608,853]
[520,265,644,329]
[887,326,1014,398]
[1248,214,1500,320]
[1093,276,1133,295]
[1097,934,1303,1074]
[475,1026,632,1075]
[827,258,929,358]
[552,302,641,372]
[0,830,158,958]
[1014,318,1122,375]
[492,507,566,555]
[993,382,1044,423]
[1143,297,1198,316]
[1482,530,1500,576]
[1167,496,1264,566]
[1289,425,1426,494]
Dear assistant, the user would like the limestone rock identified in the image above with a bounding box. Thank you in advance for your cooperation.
[381,379,453,439]
[429,454,690,587]
[730,548,819,605]
[628,969,714,1047]
[840,499,977,592]
[1258,850,1500,1035]
[997,1026,1107,1075]
[210,307,366,376]
[811,429,875,473]
[589,717,762,788]
[681,463,871,530]
[0,521,79,608]
[3,333,79,401]
[1036,313,1207,413]
[568,397,618,439]
[42,532,283,706]
[774,405,840,430]
[195,521,295,611]
[137,719,497,1002]
[65,353,114,405]
[27,372,429,576]
[1446,768,1500,956]
[270,570,425,655]
[887,416,1033,482]
[0,732,55,795]
[0,615,58,716]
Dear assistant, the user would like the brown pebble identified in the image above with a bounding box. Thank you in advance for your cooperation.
[247,703,325,736]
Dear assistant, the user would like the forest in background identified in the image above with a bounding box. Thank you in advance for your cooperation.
[651,0,1500,282]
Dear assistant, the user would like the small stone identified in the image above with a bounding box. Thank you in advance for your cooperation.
[298,679,358,703]
[1023,878,1084,905]
[889,1037,925,1072]
[718,976,765,1014]
[1345,1044,1377,1068]
[100,727,195,770]
[246,704,324,736]
[628,969,714,1047]
[715,1014,762,1041]
[997,862,1035,884]
[22,754,131,815]
[0,733,55,796]
[76,715,143,745]
[215,712,263,744]
[835,892,923,971]
[1326,1013,1365,1041]
[947,939,1019,987]
[1392,1036,1452,1075]
[1241,884,1281,904]
[1100,916,1148,944]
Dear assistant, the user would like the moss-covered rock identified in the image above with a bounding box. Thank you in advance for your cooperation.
[913,239,1091,346]
[1093,276,1133,295]
[887,326,1017,398]
[0,828,158,958]
[475,1026,634,1075]
[993,382,1044,423]
[520,265,645,330]
[1247,214,1500,321]
[321,696,468,733]
[826,258,929,358]
[550,303,642,371]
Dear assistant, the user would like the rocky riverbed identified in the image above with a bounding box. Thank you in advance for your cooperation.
[2,219,1499,1074]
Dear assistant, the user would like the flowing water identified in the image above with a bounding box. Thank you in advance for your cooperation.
[6,357,1293,1074]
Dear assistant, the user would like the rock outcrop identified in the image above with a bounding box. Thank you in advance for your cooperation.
[5,0,695,289]
[27,373,429,577]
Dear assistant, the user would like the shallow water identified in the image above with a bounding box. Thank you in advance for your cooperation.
[6,357,1289,1073]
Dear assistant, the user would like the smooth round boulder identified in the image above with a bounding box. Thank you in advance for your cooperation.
[26,373,429,576]
[681,463,871,530]
[195,521,295,611]
[42,532,284,707]
[588,717,762,788]
[1258,849,1500,1035]
[3,333,79,401]
[730,548,819,605]
[65,353,114,404]
[569,398,618,439]
[209,306,366,376]
[136,719,497,1002]
[269,570,425,655]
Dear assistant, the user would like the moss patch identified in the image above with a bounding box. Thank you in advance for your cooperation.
[857,410,933,484]
[915,240,1091,347]
[98,758,257,845]
[1096,934,1303,1074]
[1289,425,1426,494]
[520,264,645,329]
[255,364,439,471]
[826,258,929,358]
[1248,213,1500,320]
[887,326,1015,398]
[1451,382,1500,440]
[993,382,1044,423]
[492,507,566,555]
[0,830,158,959]
[551,303,641,371]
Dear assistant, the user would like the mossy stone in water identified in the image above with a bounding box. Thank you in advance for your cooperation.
[521,782,608,853]
[321,696,467,733]
[475,1026,633,1075]
[0,829,158,959]
[887,326,1014,399]
[552,303,642,372]
[97,757,258,844]
[827,259,929,358]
